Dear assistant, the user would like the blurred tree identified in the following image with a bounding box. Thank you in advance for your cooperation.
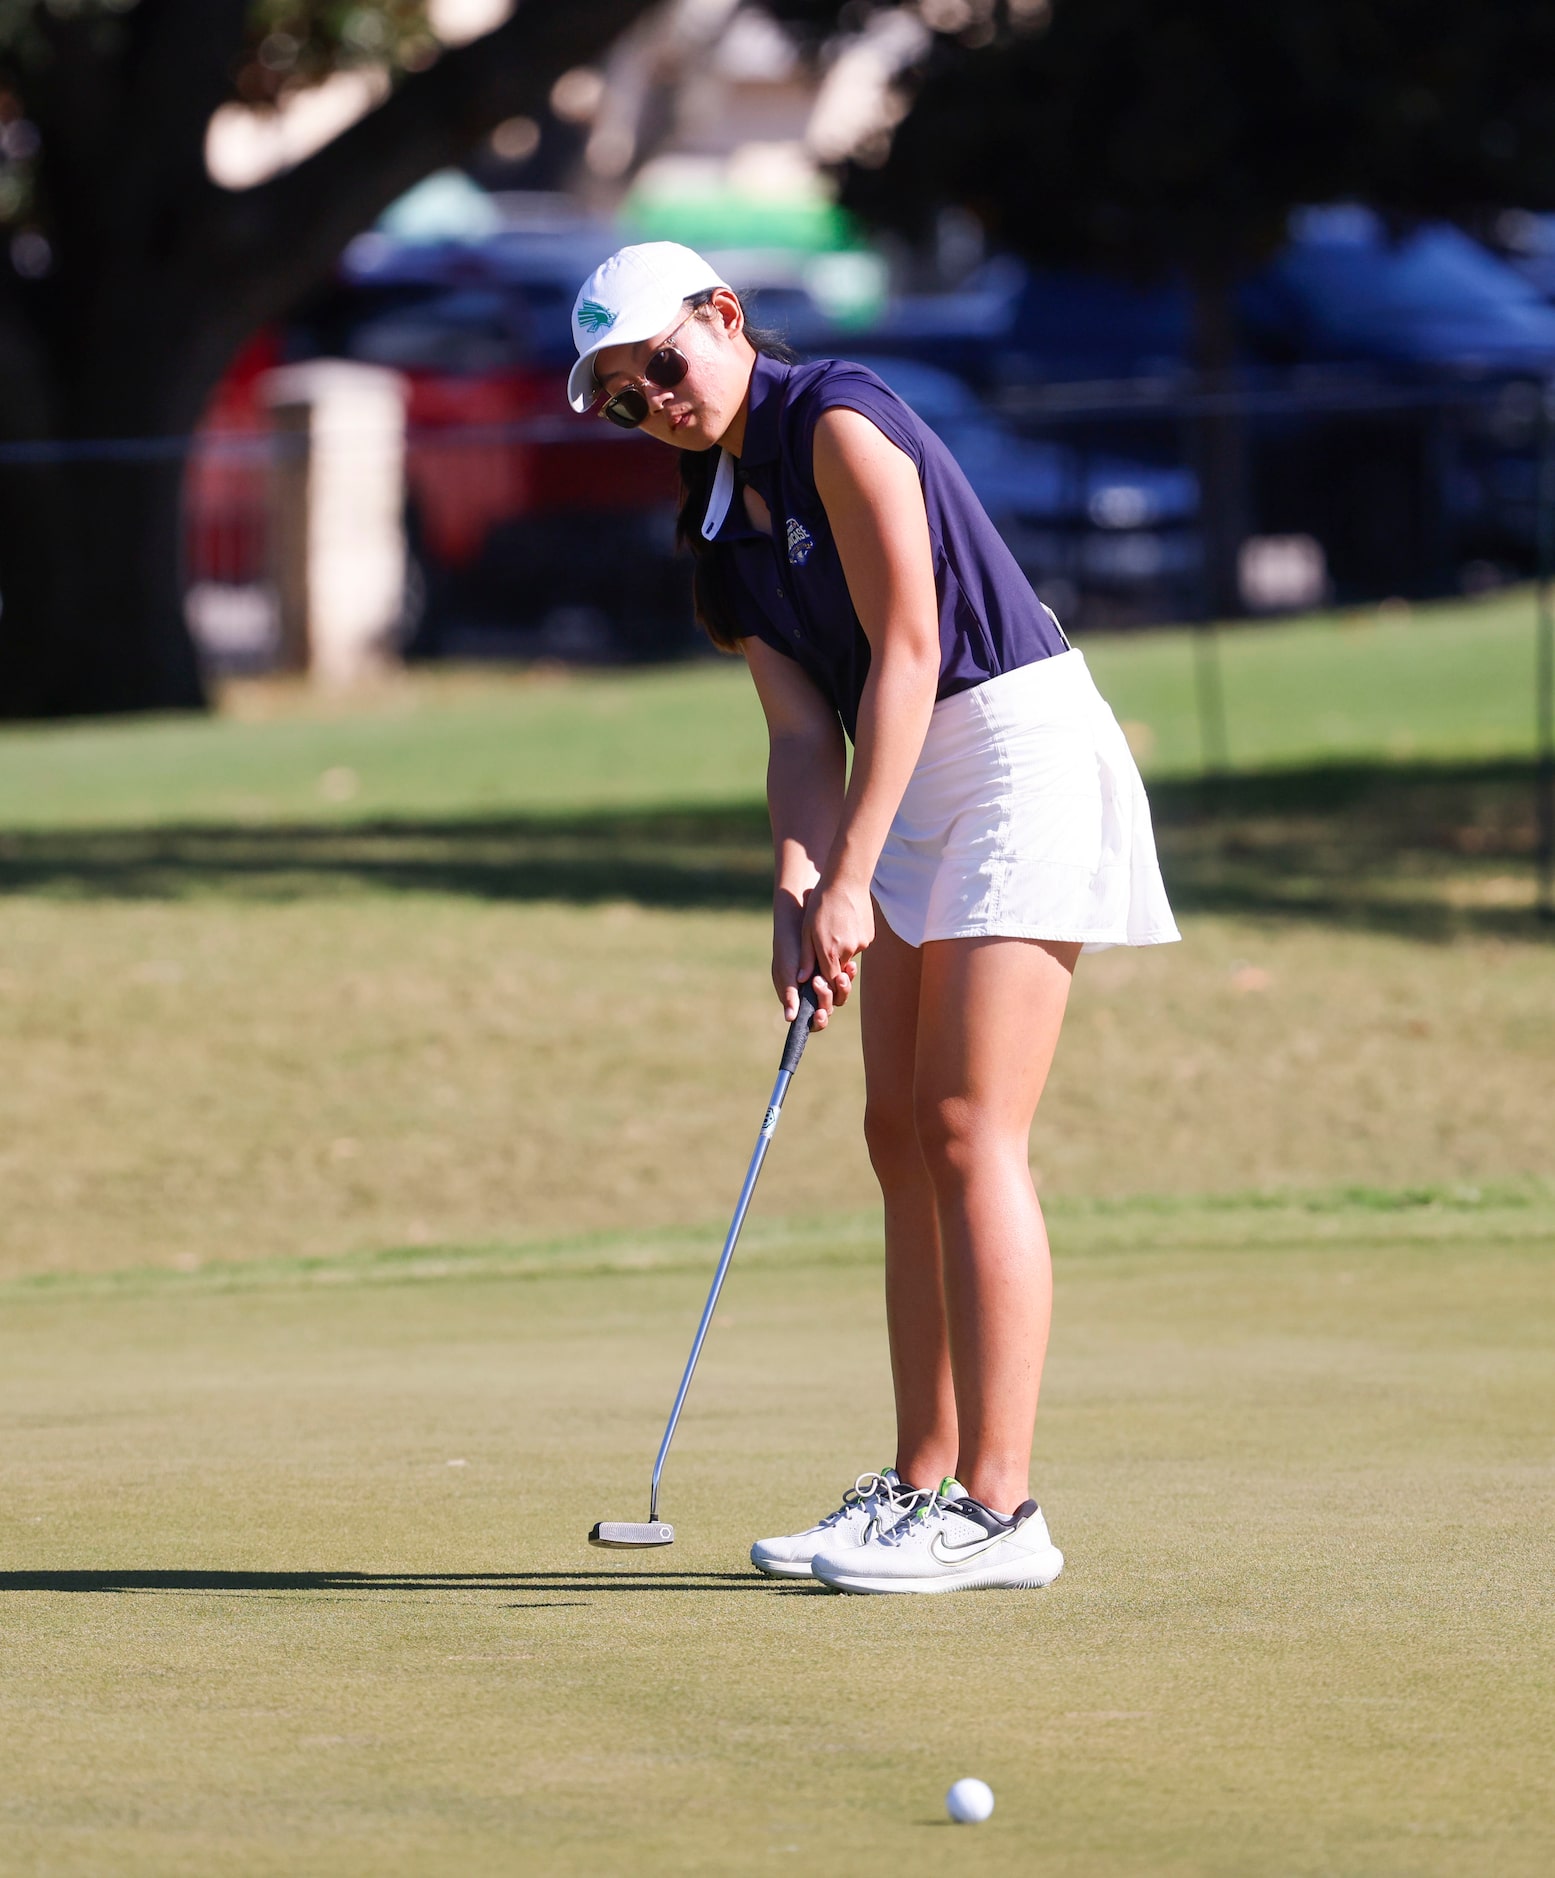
[0,0,657,718]
[775,0,1555,615]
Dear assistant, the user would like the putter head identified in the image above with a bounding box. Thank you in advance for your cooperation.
[589,1520,674,1548]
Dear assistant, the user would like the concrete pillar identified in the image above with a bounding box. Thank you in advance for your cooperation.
[260,361,408,685]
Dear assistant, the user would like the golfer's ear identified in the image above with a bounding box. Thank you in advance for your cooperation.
[710,288,744,338]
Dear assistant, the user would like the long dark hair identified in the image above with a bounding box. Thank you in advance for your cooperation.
[673,291,798,652]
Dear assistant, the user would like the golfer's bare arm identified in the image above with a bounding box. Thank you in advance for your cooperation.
[744,635,846,1025]
[804,408,941,985]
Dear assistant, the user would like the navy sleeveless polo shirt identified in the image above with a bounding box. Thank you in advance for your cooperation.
[708,352,1068,740]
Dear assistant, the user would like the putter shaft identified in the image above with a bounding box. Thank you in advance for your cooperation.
[647,984,820,1525]
[649,1066,790,1523]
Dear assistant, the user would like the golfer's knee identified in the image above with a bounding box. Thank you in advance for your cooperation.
[864,1094,922,1184]
[913,1091,988,1186]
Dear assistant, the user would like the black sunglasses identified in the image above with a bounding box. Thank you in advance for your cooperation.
[596,312,696,429]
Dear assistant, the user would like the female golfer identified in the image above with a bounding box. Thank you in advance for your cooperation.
[569,243,1178,1594]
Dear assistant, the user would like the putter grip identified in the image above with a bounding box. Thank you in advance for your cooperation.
[778,980,823,1078]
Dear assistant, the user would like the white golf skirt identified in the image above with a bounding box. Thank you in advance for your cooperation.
[871,649,1180,952]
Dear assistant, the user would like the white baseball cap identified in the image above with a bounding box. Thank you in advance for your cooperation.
[567,241,731,412]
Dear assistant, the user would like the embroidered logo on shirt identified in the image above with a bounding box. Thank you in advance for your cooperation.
[786,517,815,566]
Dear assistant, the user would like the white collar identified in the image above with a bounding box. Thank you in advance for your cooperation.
[701,447,735,541]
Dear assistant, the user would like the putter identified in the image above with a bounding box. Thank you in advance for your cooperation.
[589,979,823,1548]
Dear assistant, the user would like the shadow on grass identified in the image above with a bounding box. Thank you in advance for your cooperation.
[1,760,1547,938]
[0,1568,791,1595]
[1149,757,1547,940]
[0,806,775,911]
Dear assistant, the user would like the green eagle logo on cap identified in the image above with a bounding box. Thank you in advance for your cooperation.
[576,299,616,334]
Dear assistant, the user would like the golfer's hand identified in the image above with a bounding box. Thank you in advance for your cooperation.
[800,874,871,1011]
[777,967,836,1030]
[773,898,836,1031]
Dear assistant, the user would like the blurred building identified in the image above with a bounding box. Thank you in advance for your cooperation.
[501,3,905,325]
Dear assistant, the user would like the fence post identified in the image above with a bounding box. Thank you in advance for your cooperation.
[259,362,408,686]
[1189,366,1232,786]
[1193,622,1230,779]
[1538,380,1555,923]
[266,402,312,674]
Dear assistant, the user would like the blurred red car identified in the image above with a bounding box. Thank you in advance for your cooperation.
[188,230,693,662]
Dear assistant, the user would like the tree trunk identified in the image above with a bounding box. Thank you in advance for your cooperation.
[0,300,215,720]
[0,448,202,718]
[0,231,226,717]
[0,0,666,719]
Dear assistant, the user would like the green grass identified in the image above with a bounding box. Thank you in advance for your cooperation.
[0,662,769,832]
[1084,587,1547,774]
[0,588,1543,833]
[0,895,1552,1279]
[3,1198,1552,1875]
[1,592,1551,1871]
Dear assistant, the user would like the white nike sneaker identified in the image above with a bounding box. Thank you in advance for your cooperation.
[810,1477,1064,1595]
[750,1469,930,1579]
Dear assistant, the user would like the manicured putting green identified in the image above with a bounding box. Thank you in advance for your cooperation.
[4,1199,1551,1875]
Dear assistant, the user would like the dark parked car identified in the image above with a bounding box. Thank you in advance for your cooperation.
[863,211,1555,607]
[846,354,1199,625]
[1241,212,1555,594]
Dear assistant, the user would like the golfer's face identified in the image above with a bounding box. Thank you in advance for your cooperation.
[593,312,721,453]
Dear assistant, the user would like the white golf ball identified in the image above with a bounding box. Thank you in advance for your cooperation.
[945,1776,995,1823]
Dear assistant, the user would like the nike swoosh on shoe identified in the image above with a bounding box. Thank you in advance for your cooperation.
[928,1528,1012,1564]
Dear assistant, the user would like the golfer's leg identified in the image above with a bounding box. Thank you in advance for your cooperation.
[861,907,958,1492]
[914,936,1080,1515]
